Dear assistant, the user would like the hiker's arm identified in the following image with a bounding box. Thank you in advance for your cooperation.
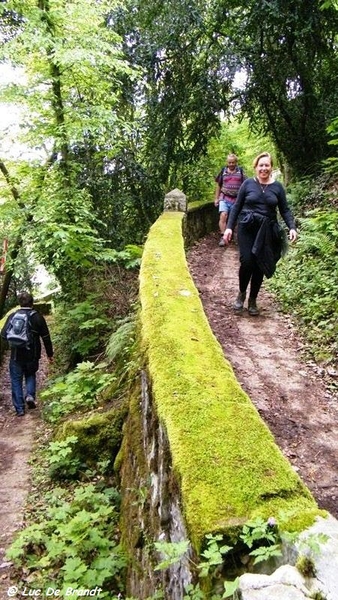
[35,314,54,358]
[214,182,221,205]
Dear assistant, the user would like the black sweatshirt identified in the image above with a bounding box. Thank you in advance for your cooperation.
[227,178,296,231]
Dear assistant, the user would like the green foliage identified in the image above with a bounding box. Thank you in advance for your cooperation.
[183,118,274,202]
[296,532,329,559]
[248,543,282,565]
[240,516,276,548]
[183,583,205,600]
[198,534,233,578]
[56,299,110,358]
[153,519,285,599]
[222,577,240,599]
[50,259,138,370]
[0,0,146,295]
[6,484,126,598]
[239,517,282,565]
[154,540,190,571]
[295,532,329,580]
[296,554,316,577]
[105,315,138,382]
[224,1,338,175]
[41,361,116,423]
[268,208,338,364]
[286,174,335,212]
[47,435,82,480]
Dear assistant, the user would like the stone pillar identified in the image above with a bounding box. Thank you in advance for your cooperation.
[164,188,187,212]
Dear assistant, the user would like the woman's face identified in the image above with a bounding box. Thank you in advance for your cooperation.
[255,157,272,181]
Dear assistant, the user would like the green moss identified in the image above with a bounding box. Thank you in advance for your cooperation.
[54,403,128,465]
[188,199,213,211]
[139,212,321,551]
[119,381,152,557]
[296,554,316,578]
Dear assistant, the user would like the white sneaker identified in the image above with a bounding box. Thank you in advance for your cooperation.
[219,237,225,247]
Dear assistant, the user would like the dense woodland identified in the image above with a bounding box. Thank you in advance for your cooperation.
[0,0,338,597]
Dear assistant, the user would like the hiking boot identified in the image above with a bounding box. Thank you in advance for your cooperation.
[219,237,226,247]
[248,298,260,316]
[26,395,36,409]
[233,292,246,311]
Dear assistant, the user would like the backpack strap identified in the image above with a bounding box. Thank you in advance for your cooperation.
[219,166,227,185]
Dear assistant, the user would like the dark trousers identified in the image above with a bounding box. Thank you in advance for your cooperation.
[9,359,38,414]
[237,222,264,299]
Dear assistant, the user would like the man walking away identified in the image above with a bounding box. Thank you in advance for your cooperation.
[1,291,54,416]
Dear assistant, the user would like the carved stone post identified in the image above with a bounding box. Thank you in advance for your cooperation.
[164,188,187,212]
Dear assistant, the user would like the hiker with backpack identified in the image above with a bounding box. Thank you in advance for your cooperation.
[1,291,53,416]
[214,153,246,247]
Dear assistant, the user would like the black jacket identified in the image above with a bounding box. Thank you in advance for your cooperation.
[1,307,53,362]
[227,178,296,231]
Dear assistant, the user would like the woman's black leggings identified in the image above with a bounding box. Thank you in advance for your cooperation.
[237,222,264,299]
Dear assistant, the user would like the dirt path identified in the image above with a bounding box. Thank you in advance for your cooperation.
[0,353,48,596]
[187,232,338,518]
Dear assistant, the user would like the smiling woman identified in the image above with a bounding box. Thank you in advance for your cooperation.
[223,151,297,315]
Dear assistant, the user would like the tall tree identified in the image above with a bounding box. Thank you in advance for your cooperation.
[215,0,338,176]
[115,0,338,182]
[0,0,140,296]
[113,0,234,193]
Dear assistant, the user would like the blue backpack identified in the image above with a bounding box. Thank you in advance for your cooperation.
[5,309,36,349]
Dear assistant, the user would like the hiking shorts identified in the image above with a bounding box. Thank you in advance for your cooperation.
[219,199,235,214]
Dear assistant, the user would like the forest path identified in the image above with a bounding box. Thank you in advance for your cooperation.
[0,352,49,597]
[187,232,338,517]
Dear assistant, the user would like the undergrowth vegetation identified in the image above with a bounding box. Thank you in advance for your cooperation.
[7,484,126,599]
[268,175,338,369]
[5,253,140,598]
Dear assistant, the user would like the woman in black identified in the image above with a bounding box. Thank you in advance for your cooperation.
[223,152,297,316]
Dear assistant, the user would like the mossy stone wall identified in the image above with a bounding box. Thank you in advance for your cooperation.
[139,211,320,547]
[120,202,322,596]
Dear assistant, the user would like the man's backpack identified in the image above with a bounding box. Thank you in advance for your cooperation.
[5,309,36,349]
[220,165,245,183]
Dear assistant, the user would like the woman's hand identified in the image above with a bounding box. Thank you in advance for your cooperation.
[289,229,297,242]
[223,228,233,244]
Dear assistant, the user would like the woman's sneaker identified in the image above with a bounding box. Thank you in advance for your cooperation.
[25,395,36,409]
[248,298,260,316]
[233,292,246,311]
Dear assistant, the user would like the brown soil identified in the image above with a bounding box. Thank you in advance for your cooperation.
[0,353,49,597]
[187,232,338,518]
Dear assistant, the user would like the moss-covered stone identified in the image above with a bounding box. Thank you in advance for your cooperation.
[54,403,128,466]
[139,211,322,551]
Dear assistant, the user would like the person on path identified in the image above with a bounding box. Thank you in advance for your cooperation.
[1,291,53,416]
[214,153,246,246]
[223,152,297,316]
